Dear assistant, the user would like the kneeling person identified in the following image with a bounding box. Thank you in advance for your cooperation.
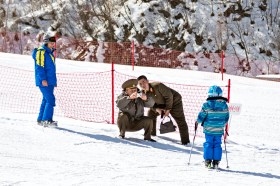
[116,79,156,142]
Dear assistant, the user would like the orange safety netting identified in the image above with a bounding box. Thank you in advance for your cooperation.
[0,65,229,137]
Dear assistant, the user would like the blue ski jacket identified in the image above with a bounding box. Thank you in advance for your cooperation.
[196,96,229,136]
[32,45,57,86]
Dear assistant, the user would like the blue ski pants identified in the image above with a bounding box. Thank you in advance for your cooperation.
[203,134,222,161]
[37,86,55,121]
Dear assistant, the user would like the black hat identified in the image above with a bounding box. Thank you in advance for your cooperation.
[122,79,138,89]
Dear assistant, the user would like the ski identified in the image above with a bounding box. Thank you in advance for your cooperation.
[203,161,222,172]
[205,167,220,172]
[205,165,228,172]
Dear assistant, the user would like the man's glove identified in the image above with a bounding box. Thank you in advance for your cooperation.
[194,121,198,131]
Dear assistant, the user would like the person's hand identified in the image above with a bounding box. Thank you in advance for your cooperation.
[129,92,137,99]
[156,108,163,114]
[164,109,170,117]
[195,121,198,131]
[42,80,48,86]
[139,93,147,101]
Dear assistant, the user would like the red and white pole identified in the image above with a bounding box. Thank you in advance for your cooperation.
[227,78,231,103]
[131,40,135,71]
[54,32,58,58]
[111,61,115,124]
[221,50,224,81]
[224,78,231,142]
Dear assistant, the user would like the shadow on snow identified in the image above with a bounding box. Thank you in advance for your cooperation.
[221,168,280,180]
[56,127,192,153]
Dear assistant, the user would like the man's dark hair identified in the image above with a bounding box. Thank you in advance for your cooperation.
[137,75,148,81]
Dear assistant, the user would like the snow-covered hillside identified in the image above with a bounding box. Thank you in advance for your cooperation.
[0,52,280,185]
[0,0,279,76]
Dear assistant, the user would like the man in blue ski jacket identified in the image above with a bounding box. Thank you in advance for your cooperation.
[196,85,229,168]
[32,32,57,127]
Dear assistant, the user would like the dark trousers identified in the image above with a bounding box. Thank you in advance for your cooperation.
[38,86,55,121]
[117,113,153,140]
[148,101,190,144]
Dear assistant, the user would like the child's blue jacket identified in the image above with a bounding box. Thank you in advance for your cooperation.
[197,96,229,136]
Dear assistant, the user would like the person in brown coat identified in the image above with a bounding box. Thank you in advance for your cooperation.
[137,75,190,145]
[116,79,156,142]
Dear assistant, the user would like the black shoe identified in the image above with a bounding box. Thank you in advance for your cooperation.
[118,135,125,139]
[212,160,220,169]
[37,120,43,126]
[205,160,212,168]
[182,139,190,145]
[151,132,156,136]
[144,138,157,142]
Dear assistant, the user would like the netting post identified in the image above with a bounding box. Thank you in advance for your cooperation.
[54,32,58,58]
[131,40,134,71]
[221,50,224,81]
[224,78,231,142]
[227,79,231,103]
[111,61,115,124]
[224,78,231,168]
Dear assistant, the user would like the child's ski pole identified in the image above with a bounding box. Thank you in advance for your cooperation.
[188,121,198,165]
[224,123,229,168]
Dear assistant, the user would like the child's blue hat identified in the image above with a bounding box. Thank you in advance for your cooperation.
[208,85,223,97]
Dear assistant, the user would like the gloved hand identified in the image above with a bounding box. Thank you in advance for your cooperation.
[194,121,198,131]
[225,123,229,136]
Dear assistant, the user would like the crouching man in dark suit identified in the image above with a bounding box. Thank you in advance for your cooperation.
[116,79,156,142]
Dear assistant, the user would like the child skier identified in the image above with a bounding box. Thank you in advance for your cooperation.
[195,85,229,169]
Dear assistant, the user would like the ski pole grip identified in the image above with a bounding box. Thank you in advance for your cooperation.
[194,121,198,131]
[225,123,229,136]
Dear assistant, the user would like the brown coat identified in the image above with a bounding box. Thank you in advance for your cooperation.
[116,91,155,140]
[145,82,181,110]
[116,92,155,120]
[145,82,190,144]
